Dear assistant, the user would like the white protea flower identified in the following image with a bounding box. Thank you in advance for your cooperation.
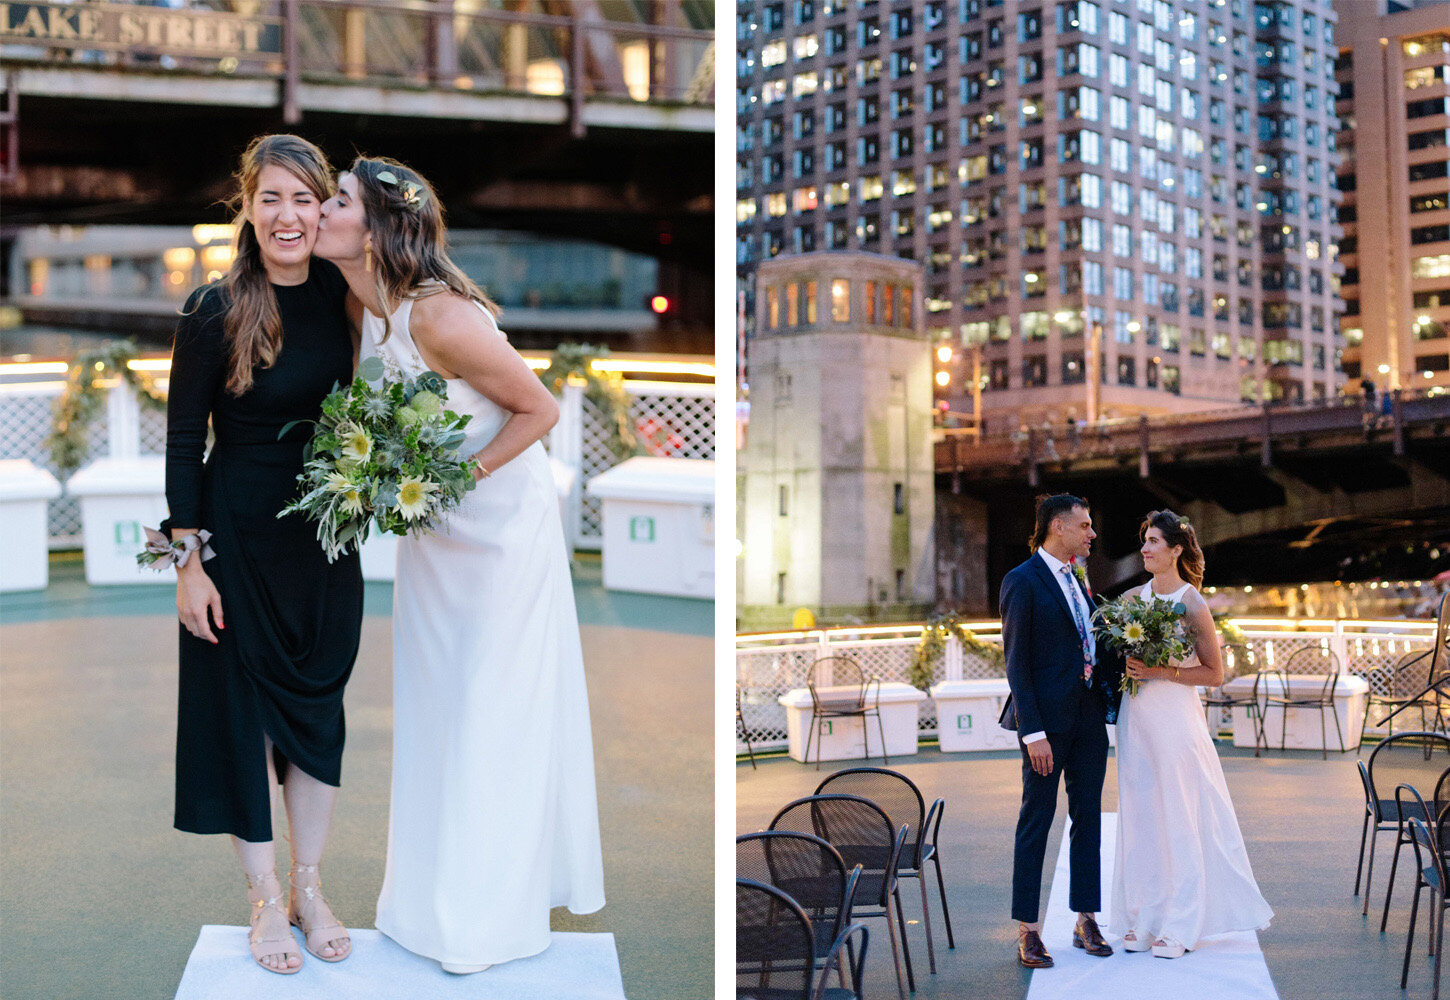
[395,475,440,520]
[1124,622,1146,643]
[324,472,353,493]
[339,427,373,463]
[338,486,366,517]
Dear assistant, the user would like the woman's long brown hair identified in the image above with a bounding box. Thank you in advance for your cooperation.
[1140,509,1206,589]
[212,134,335,395]
[346,155,498,341]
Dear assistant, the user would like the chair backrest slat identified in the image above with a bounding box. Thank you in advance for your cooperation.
[1365,732,1450,822]
[737,879,815,1000]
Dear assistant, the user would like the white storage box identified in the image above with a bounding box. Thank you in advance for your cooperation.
[930,679,1018,752]
[586,457,713,599]
[778,681,927,763]
[66,456,171,586]
[0,460,62,592]
[1221,672,1368,751]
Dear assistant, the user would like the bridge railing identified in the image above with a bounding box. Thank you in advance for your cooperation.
[736,617,1441,753]
[2,1,713,116]
[936,389,1448,473]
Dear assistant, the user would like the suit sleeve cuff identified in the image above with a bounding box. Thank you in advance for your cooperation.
[1022,731,1047,744]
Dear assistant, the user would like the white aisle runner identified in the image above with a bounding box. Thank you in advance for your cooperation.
[1026,813,1278,1000]
[175,927,627,1000]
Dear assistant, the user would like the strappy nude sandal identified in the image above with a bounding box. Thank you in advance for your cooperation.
[245,871,303,974]
[288,863,351,962]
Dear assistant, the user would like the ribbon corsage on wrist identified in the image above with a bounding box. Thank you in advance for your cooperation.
[138,527,216,569]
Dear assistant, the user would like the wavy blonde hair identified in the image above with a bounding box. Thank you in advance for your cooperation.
[346,155,498,341]
[211,135,335,395]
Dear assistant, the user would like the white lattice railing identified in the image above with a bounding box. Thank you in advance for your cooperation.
[0,371,713,551]
[736,618,1442,754]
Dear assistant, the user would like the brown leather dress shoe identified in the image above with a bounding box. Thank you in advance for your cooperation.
[1018,929,1054,968]
[1073,915,1113,957]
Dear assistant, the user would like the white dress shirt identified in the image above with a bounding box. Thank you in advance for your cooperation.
[1020,548,1096,746]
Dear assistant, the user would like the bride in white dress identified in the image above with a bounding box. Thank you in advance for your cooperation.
[1108,510,1272,959]
[315,157,605,973]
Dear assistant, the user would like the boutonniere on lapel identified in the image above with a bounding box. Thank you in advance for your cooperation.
[1070,557,1092,597]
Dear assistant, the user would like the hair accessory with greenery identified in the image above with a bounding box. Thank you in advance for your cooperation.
[375,170,427,210]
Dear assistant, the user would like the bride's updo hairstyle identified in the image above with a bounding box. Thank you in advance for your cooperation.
[347,155,498,342]
[1140,509,1205,589]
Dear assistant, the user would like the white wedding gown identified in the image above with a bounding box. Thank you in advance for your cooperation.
[1108,580,1273,948]
[364,294,606,966]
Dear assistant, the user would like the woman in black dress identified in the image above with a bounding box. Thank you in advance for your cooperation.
[164,134,363,974]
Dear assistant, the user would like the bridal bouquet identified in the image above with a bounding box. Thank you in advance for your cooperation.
[1092,593,1194,697]
[279,356,476,561]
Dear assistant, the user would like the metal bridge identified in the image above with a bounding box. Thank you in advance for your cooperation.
[0,0,713,295]
[933,392,1450,609]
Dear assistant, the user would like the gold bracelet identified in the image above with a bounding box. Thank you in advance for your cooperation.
[474,460,492,479]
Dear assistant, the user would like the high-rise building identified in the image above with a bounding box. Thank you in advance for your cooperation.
[1333,0,1450,397]
[736,0,1344,433]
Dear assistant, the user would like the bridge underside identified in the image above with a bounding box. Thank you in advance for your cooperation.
[943,430,1450,611]
[6,78,711,256]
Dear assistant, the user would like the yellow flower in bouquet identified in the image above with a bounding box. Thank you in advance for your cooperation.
[396,476,441,520]
[1092,593,1193,697]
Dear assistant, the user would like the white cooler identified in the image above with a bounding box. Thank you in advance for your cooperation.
[779,681,927,763]
[66,456,171,586]
[1222,672,1368,751]
[586,456,713,599]
[0,460,62,592]
[930,679,1018,751]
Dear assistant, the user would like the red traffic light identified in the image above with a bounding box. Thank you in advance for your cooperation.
[650,295,671,314]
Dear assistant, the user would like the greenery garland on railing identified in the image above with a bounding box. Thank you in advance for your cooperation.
[46,340,167,476]
[909,612,1006,692]
[537,342,639,459]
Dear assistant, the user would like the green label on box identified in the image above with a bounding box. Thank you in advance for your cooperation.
[114,520,141,551]
[958,713,972,732]
[629,515,656,542]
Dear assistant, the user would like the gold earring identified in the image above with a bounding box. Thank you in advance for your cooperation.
[365,245,373,271]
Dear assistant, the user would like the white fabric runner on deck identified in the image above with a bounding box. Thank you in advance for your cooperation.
[175,927,626,1000]
[1026,813,1278,1000]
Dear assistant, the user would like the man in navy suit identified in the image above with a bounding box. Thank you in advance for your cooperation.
[999,494,1121,968]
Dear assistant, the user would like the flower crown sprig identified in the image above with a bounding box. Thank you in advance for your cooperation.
[375,170,428,210]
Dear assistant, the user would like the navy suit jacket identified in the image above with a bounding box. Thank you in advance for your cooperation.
[998,552,1121,734]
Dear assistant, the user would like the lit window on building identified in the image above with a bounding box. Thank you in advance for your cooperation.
[766,193,788,218]
[826,278,850,324]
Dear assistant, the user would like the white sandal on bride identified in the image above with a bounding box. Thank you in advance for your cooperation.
[1151,936,1188,959]
[1122,930,1151,953]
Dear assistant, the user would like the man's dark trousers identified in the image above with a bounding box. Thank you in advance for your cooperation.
[1010,692,1109,923]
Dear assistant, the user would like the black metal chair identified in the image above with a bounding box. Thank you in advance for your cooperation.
[1383,782,1433,932]
[737,832,862,988]
[737,879,870,1000]
[739,682,758,769]
[771,793,913,1000]
[1200,642,1268,754]
[815,766,954,973]
[1356,732,1450,914]
[1399,810,1450,999]
[805,656,887,770]
[1265,645,1345,758]
[1364,649,1440,742]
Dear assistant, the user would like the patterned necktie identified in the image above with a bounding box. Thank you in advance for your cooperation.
[1062,566,1094,687]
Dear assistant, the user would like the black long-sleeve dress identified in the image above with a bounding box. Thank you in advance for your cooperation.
[165,259,363,842]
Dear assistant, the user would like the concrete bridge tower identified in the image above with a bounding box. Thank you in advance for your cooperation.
[740,251,934,627]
